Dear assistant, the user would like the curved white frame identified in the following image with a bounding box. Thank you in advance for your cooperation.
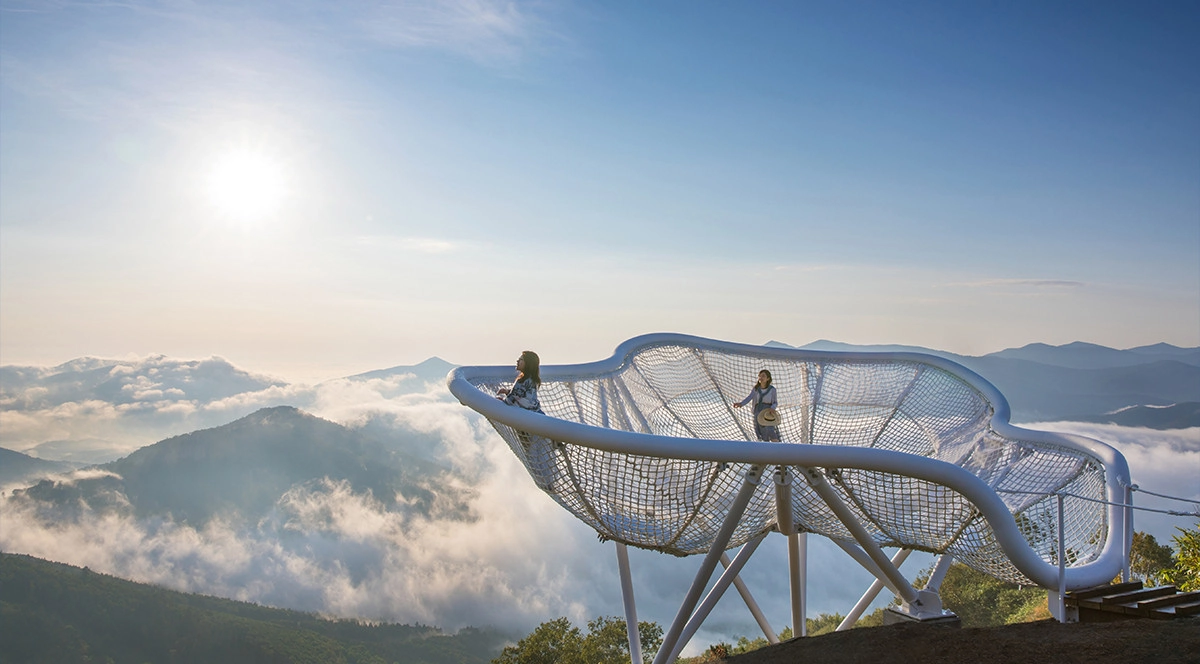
[449,333,1130,591]
[452,334,1131,660]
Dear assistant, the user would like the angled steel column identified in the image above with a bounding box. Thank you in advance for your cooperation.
[615,542,642,664]
[652,465,763,664]
[720,551,778,644]
[831,539,903,597]
[799,466,920,605]
[836,548,911,631]
[924,554,954,593]
[774,466,805,636]
[673,533,770,660]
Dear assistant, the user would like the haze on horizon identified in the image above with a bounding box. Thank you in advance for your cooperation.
[1,1,1198,383]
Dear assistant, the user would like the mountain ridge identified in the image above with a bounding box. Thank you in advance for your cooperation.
[0,552,507,664]
[13,405,470,526]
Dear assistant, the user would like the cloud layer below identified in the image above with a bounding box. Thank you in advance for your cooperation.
[2,364,1196,653]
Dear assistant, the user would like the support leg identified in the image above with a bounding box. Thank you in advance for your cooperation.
[791,532,806,637]
[720,552,778,644]
[615,542,642,664]
[652,466,763,664]
[773,466,805,638]
[675,534,770,657]
[836,549,911,631]
[799,467,920,605]
[924,554,954,593]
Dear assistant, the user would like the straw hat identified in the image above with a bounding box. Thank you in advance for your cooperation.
[757,408,780,427]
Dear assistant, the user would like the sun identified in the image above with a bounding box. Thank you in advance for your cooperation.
[205,149,287,223]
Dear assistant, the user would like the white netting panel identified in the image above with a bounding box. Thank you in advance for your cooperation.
[469,341,1110,583]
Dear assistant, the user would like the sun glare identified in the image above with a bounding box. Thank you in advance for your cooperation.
[206,150,287,223]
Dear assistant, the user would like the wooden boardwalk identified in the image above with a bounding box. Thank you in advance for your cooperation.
[1066,581,1200,622]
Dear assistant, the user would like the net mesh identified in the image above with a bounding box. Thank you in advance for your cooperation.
[469,341,1110,584]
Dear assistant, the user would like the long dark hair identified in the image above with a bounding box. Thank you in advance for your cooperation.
[756,369,772,390]
[520,350,541,387]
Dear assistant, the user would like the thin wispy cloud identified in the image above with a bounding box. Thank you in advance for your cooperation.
[957,279,1087,290]
[356,0,549,66]
[354,235,460,254]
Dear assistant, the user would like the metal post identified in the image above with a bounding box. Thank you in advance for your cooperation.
[924,554,955,593]
[675,534,770,656]
[795,532,807,637]
[1123,484,1134,583]
[836,549,912,631]
[774,466,804,637]
[1056,493,1067,622]
[615,542,642,664]
[652,465,763,664]
[720,552,778,644]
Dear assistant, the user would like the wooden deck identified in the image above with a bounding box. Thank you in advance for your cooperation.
[1065,581,1200,622]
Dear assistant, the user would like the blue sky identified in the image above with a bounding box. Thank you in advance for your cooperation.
[2,1,1197,381]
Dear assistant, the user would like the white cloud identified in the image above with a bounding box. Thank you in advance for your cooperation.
[356,0,546,66]
[0,378,888,651]
[1026,421,1200,544]
[5,368,1194,653]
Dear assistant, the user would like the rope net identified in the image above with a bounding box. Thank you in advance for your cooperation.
[467,341,1111,586]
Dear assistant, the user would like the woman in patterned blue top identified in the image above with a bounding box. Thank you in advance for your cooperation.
[734,369,780,442]
[497,350,544,413]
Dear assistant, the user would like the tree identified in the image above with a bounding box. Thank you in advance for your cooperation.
[908,562,1047,628]
[1127,531,1177,586]
[493,616,662,664]
[1162,522,1200,592]
[492,618,580,664]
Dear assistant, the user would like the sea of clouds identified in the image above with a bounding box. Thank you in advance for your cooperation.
[1,357,1197,654]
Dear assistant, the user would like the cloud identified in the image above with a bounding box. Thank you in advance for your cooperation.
[356,0,547,66]
[6,366,1193,652]
[1025,421,1200,543]
[0,377,888,652]
[957,279,1086,290]
[352,235,460,255]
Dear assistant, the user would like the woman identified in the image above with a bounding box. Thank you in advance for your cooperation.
[734,369,780,442]
[497,350,556,489]
[497,350,543,413]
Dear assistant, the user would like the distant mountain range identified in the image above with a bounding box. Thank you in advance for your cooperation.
[1,341,1196,474]
[0,447,80,488]
[0,355,459,464]
[778,340,1200,426]
[10,406,470,526]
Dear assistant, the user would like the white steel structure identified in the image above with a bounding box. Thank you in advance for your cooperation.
[447,334,1130,662]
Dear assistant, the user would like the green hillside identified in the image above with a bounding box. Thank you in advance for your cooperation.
[0,553,508,664]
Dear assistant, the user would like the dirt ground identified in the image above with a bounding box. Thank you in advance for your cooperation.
[724,618,1200,664]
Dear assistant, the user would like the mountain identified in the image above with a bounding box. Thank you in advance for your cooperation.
[0,355,460,465]
[784,340,1200,425]
[795,340,967,361]
[349,356,458,384]
[1073,402,1200,430]
[0,552,508,664]
[954,357,1200,423]
[11,406,469,525]
[984,341,1200,369]
[19,438,131,466]
[0,448,80,488]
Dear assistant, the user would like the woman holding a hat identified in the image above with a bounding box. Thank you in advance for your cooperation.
[733,369,781,442]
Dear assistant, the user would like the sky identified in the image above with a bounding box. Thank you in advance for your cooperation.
[2,0,1198,383]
